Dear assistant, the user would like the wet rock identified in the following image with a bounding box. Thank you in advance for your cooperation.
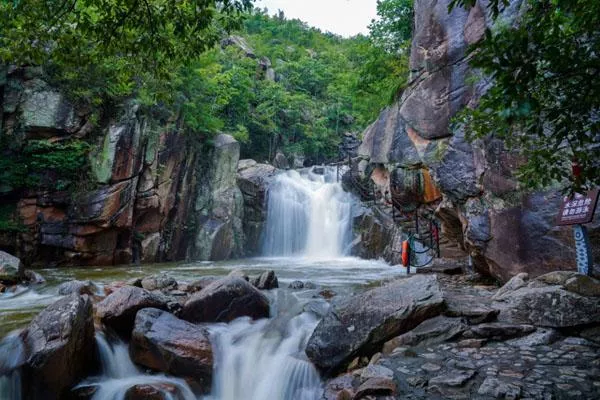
[131,308,213,390]
[383,316,466,353]
[181,277,217,293]
[477,377,522,399]
[22,295,96,400]
[360,364,394,380]
[273,151,289,169]
[289,280,304,289]
[322,373,355,400]
[0,250,22,284]
[467,323,536,340]
[306,275,444,375]
[228,269,249,281]
[95,286,170,337]
[23,269,45,284]
[251,270,279,290]
[180,277,270,323]
[304,282,317,289]
[58,280,99,296]
[319,289,337,299]
[354,377,397,399]
[141,274,178,292]
[124,383,185,400]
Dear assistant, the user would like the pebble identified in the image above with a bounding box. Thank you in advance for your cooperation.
[420,363,441,372]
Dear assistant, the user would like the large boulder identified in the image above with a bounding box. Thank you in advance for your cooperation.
[180,277,270,323]
[22,295,96,400]
[58,280,99,296]
[251,270,279,290]
[0,250,22,284]
[382,316,466,353]
[130,308,213,391]
[95,286,170,337]
[305,275,445,375]
[494,273,600,328]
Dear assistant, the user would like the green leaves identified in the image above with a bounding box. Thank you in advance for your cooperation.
[456,0,600,192]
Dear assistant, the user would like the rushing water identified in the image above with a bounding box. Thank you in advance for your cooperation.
[262,167,353,258]
[0,166,407,400]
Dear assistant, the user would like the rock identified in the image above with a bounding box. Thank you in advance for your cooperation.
[305,275,445,375]
[444,293,500,324]
[319,289,337,299]
[406,376,428,388]
[579,326,600,344]
[492,273,529,301]
[506,328,560,347]
[495,284,600,328]
[353,377,397,399]
[23,269,45,284]
[457,339,487,348]
[130,308,213,390]
[124,383,190,400]
[383,316,466,354]
[563,275,600,297]
[417,258,466,275]
[22,295,96,400]
[228,269,249,281]
[304,282,316,289]
[21,86,81,136]
[251,270,279,290]
[141,274,178,292]
[360,364,394,380]
[477,377,522,399]
[273,151,289,169]
[535,271,578,286]
[429,369,476,387]
[322,373,356,400]
[421,362,442,372]
[0,250,22,284]
[180,277,270,323]
[220,35,256,58]
[58,280,99,296]
[95,286,170,337]
[467,323,536,340]
[182,277,218,293]
[289,280,304,289]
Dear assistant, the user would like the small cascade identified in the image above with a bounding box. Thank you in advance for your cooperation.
[206,311,322,400]
[76,333,196,400]
[0,332,26,400]
[262,166,353,258]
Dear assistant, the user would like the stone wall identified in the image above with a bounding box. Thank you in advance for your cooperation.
[355,0,599,282]
[0,67,243,267]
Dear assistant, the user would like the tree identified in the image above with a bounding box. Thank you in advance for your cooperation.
[368,0,413,54]
[450,0,600,192]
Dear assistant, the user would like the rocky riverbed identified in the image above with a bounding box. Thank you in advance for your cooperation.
[1,256,599,400]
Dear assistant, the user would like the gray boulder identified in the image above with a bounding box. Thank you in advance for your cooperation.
[58,280,99,296]
[130,308,213,391]
[180,277,270,323]
[0,250,22,284]
[251,270,279,290]
[140,274,177,292]
[305,275,444,375]
[22,295,96,400]
[95,286,170,337]
[382,316,466,353]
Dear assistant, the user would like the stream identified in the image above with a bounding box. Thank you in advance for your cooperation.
[0,167,408,399]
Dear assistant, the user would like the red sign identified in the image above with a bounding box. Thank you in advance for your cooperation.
[556,189,599,226]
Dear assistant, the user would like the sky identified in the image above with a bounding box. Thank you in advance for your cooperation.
[255,0,379,37]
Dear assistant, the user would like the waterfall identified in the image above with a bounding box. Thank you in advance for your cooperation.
[205,311,322,400]
[0,332,25,400]
[75,333,196,400]
[262,166,353,258]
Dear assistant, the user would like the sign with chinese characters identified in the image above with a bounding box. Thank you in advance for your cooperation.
[556,189,599,226]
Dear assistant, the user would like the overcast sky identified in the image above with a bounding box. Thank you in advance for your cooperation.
[255,0,379,37]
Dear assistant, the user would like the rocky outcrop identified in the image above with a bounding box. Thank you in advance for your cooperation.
[352,0,599,281]
[305,274,445,375]
[95,286,171,337]
[180,276,270,323]
[192,134,245,261]
[22,295,96,400]
[0,250,22,284]
[236,160,277,255]
[130,308,213,391]
[0,67,246,267]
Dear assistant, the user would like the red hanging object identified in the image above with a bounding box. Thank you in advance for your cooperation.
[401,240,410,267]
[432,224,439,242]
[572,159,582,179]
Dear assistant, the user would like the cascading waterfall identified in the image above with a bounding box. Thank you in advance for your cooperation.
[262,166,353,258]
[76,333,196,400]
[0,333,24,400]
[205,310,322,400]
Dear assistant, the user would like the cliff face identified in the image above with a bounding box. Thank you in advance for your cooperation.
[357,0,599,281]
[0,67,243,267]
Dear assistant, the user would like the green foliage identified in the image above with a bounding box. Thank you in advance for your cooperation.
[0,139,92,191]
[452,0,600,192]
[368,0,413,53]
[0,204,26,233]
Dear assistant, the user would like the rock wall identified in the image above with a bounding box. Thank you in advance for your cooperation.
[0,67,243,267]
[356,0,599,281]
